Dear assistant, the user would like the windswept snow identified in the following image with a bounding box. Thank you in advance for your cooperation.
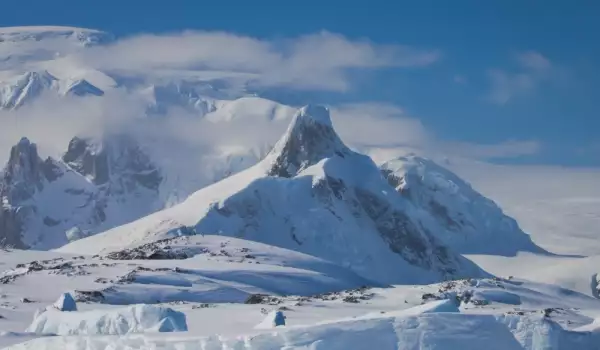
[3,242,600,348]
[9,307,600,350]
[26,304,187,335]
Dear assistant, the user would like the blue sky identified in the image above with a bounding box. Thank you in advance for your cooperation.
[2,1,598,166]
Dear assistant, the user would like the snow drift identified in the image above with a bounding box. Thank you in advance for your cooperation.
[52,293,77,312]
[255,310,286,329]
[26,304,187,336]
[11,306,598,350]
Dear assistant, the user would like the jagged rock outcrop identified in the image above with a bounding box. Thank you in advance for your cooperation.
[63,135,162,190]
[0,138,63,248]
[380,156,544,255]
[265,105,351,178]
[0,135,164,249]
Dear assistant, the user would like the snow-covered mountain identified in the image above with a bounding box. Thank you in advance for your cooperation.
[0,26,112,47]
[0,26,113,80]
[60,105,485,284]
[0,71,58,109]
[2,25,600,350]
[0,70,104,109]
[0,95,298,249]
[0,134,164,249]
[0,138,60,248]
[380,155,544,256]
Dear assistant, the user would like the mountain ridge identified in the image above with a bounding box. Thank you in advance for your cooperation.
[380,155,546,256]
[59,105,487,284]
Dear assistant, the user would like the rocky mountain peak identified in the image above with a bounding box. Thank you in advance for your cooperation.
[2,138,43,200]
[62,136,109,185]
[1,137,63,196]
[1,134,163,250]
[0,137,64,249]
[62,134,162,191]
[265,105,350,177]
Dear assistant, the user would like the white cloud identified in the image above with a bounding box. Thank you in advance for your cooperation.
[331,102,430,147]
[329,102,540,162]
[0,96,540,168]
[453,74,467,84]
[76,31,440,92]
[487,69,536,104]
[486,51,552,105]
[440,139,541,159]
[515,51,552,71]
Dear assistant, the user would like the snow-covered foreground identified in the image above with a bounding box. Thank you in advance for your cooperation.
[3,236,600,348]
[11,311,599,350]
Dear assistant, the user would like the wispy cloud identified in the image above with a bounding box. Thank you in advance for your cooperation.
[75,31,440,92]
[331,102,430,147]
[329,102,540,162]
[441,139,541,159]
[0,96,539,168]
[486,51,553,105]
[515,51,552,71]
[487,69,536,104]
[453,74,467,85]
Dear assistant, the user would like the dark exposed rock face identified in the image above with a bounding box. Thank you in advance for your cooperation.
[0,138,63,248]
[0,206,26,249]
[63,136,110,185]
[0,134,164,249]
[63,135,162,190]
[266,105,350,178]
[3,138,45,200]
[354,188,457,276]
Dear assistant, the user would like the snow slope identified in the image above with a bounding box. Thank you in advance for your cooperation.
[443,159,600,257]
[4,236,600,348]
[0,235,376,341]
[60,105,485,284]
[380,155,544,256]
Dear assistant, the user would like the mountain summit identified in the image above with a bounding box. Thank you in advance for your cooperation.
[265,105,350,177]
